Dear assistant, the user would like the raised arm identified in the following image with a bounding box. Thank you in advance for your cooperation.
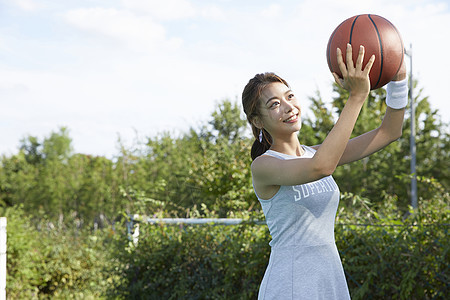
[336,58,408,165]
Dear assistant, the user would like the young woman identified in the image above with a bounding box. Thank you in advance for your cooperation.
[242,44,408,299]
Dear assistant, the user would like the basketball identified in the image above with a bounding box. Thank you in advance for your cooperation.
[326,14,404,90]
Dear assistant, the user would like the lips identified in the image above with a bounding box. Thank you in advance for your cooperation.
[283,113,299,123]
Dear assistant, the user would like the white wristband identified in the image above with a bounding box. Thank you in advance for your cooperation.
[386,78,408,109]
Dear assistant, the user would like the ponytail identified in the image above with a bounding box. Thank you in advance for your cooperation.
[251,128,272,160]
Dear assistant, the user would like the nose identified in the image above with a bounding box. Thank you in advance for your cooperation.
[284,99,295,113]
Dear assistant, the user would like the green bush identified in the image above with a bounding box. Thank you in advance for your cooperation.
[3,200,448,299]
[337,223,448,299]
[3,206,42,298]
[335,189,449,299]
[2,206,115,299]
[108,221,270,299]
[109,200,449,299]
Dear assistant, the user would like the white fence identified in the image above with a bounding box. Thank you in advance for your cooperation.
[126,215,265,245]
[0,217,6,300]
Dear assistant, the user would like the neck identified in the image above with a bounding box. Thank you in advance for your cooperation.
[270,133,304,157]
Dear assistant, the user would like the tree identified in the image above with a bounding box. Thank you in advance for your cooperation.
[301,81,449,211]
[1,127,121,222]
[1,83,447,221]
[137,99,254,217]
[208,100,248,144]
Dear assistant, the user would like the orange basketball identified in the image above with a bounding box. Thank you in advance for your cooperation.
[326,14,404,90]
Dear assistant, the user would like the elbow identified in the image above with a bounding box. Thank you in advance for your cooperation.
[314,163,336,179]
[380,111,405,142]
[379,124,403,144]
[322,166,337,177]
[390,127,403,142]
[310,155,338,179]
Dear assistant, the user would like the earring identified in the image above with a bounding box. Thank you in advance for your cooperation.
[259,130,263,142]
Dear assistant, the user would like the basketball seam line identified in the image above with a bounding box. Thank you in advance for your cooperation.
[386,18,405,77]
[349,15,359,45]
[368,14,383,89]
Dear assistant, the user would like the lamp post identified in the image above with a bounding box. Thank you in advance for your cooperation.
[405,43,417,210]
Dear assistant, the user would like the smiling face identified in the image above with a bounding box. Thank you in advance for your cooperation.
[254,82,302,138]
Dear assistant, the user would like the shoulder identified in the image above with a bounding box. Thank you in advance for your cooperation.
[251,154,279,171]
[251,154,281,178]
[251,155,283,199]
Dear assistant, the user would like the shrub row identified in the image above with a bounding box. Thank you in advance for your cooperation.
[110,219,448,299]
[3,205,448,299]
[3,206,114,299]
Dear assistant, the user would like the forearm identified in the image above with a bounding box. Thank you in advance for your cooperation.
[313,96,365,174]
[379,106,406,139]
[337,107,405,165]
[337,85,407,165]
[377,78,408,141]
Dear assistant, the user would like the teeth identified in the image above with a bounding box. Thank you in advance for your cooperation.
[285,115,297,122]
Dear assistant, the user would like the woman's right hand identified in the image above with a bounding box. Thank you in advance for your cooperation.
[332,44,375,100]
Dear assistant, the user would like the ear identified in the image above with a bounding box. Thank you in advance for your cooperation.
[251,116,263,129]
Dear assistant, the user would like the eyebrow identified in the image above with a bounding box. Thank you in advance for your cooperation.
[265,90,292,105]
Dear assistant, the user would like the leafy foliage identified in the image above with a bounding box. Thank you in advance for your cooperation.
[302,81,449,210]
[2,205,114,299]
[108,220,270,299]
[108,195,448,299]
[0,78,448,298]
[1,82,448,218]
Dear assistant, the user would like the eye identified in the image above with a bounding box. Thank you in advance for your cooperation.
[269,101,280,108]
[288,93,295,99]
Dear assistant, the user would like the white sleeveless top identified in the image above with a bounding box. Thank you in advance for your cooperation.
[255,146,351,299]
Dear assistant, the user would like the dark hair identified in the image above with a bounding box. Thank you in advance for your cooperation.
[242,72,290,160]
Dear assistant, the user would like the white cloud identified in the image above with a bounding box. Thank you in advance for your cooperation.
[260,4,282,18]
[121,0,196,20]
[0,82,29,95]
[6,0,40,11]
[63,7,182,52]
[200,5,226,20]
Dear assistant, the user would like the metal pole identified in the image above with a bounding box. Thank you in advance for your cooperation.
[405,44,417,209]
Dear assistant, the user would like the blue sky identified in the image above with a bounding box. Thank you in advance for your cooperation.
[1,0,449,157]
